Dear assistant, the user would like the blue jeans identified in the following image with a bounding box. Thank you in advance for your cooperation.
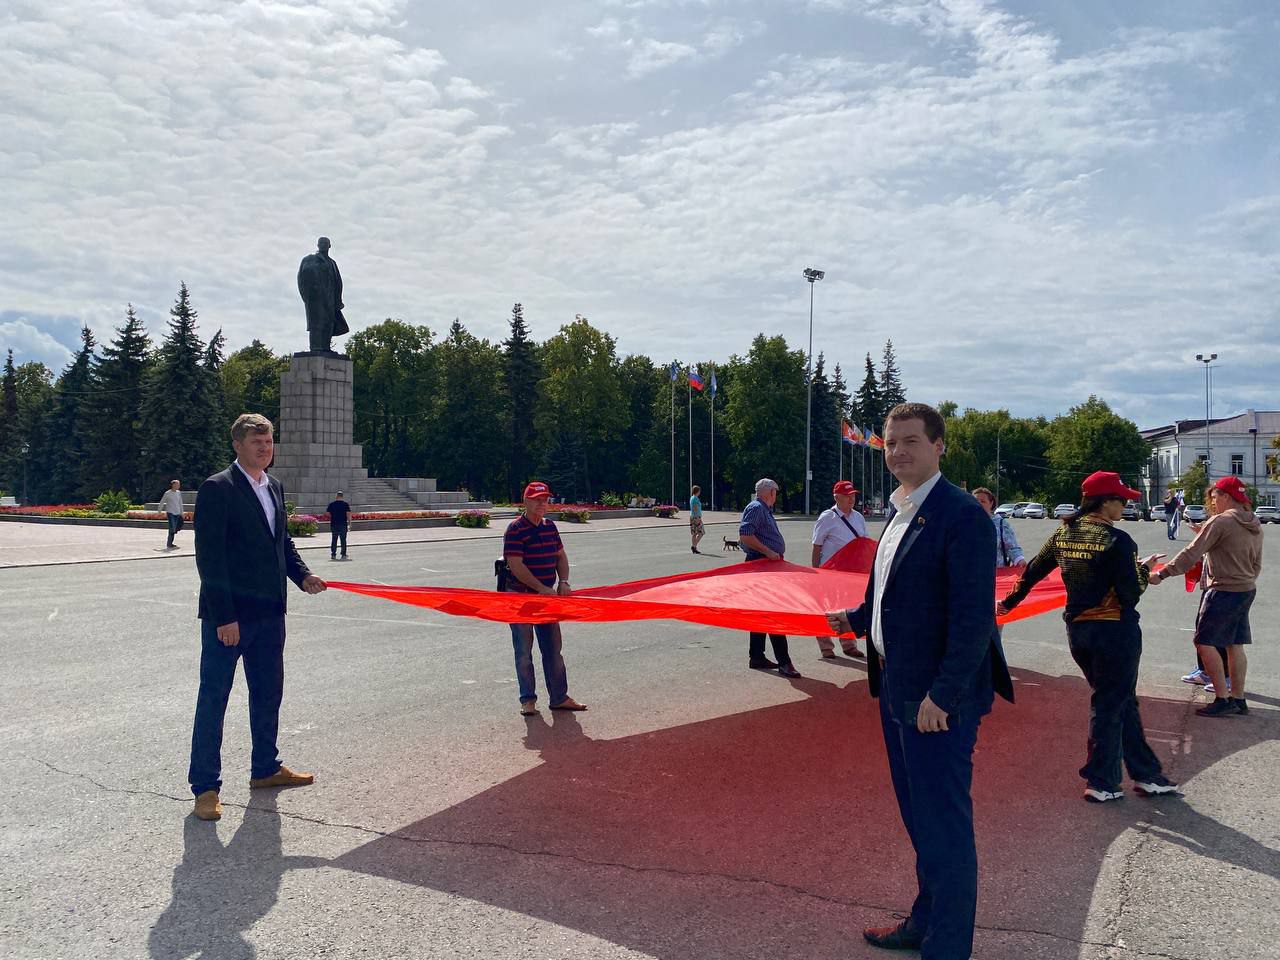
[188,617,286,795]
[510,622,569,706]
[1167,513,1179,539]
[330,525,348,556]
[166,514,182,546]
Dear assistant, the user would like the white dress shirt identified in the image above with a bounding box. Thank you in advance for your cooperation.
[871,471,942,657]
[234,461,276,536]
[811,505,869,565]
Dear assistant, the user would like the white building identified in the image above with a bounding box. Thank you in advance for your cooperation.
[1140,410,1279,508]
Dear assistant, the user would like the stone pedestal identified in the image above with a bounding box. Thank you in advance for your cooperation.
[270,353,367,514]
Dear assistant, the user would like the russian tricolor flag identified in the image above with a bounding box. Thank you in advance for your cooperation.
[688,367,704,391]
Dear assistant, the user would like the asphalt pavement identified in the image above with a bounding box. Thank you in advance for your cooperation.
[1,517,1277,960]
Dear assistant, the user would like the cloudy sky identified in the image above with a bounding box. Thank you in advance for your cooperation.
[2,0,1277,427]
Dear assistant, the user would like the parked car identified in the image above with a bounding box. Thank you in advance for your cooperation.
[1053,503,1075,519]
[1184,504,1208,522]
[1121,500,1141,520]
[1010,501,1032,518]
[1255,505,1279,523]
[995,502,1018,517]
[1022,502,1047,519]
[1148,504,1166,522]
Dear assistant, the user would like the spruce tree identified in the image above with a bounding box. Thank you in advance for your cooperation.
[854,353,881,432]
[0,350,17,494]
[47,327,96,501]
[502,303,541,499]
[82,305,151,498]
[808,353,840,509]
[203,328,230,469]
[139,283,219,492]
[877,339,907,415]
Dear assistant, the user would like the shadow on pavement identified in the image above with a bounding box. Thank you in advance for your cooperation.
[148,792,327,960]
[331,667,1277,959]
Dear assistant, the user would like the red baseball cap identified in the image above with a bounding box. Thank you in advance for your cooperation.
[522,481,551,500]
[1213,476,1249,505]
[833,480,858,496]
[1080,470,1140,501]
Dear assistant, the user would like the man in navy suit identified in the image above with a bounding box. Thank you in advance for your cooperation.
[189,413,327,821]
[827,402,1013,960]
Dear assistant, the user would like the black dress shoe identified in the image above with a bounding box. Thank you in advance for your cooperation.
[749,657,778,670]
[863,921,922,951]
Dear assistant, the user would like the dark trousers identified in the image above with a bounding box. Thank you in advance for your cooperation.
[166,514,182,546]
[879,687,980,960]
[1067,619,1163,790]
[748,632,791,665]
[188,617,286,795]
[330,525,348,557]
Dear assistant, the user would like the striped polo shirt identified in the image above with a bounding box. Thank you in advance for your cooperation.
[503,515,563,587]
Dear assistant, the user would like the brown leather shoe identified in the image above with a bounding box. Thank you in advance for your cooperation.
[249,765,315,789]
[863,921,922,951]
[193,790,222,821]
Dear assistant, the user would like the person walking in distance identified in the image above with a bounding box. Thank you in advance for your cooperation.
[1149,476,1263,717]
[327,490,351,560]
[811,480,867,658]
[999,471,1176,802]
[189,414,327,822]
[160,480,185,550]
[688,484,705,554]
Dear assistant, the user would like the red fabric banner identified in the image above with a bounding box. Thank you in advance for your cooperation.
[328,536,1067,635]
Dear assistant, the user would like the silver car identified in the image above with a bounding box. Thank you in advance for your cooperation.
[1022,502,1047,519]
[1148,504,1167,522]
[1184,504,1208,522]
[1256,505,1280,524]
[995,503,1018,517]
[1053,503,1074,519]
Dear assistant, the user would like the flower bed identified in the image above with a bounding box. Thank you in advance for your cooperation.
[0,504,96,516]
[128,510,195,521]
[287,514,319,537]
[456,509,491,528]
[557,508,591,523]
[653,504,680,518]
[346,510,450,521]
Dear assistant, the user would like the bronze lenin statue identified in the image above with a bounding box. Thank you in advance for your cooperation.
[297,236,349,354]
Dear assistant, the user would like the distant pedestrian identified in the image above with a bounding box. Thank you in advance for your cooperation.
[1150,476,1263,717]
[1163,490,1181,540]
[327,491,351,560]
[501,481,587,716]
[973,487,1026,570]
[159,480,185,549]
[811,480,866,658]
[739,478,799,678]
[689,485,705,553]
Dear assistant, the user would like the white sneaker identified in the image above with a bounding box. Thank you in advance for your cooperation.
[1204,682,1216,695]
[1084,787,1124,803]
[1181,669,1209,685]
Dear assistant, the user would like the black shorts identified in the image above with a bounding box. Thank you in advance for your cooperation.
[1194,588,1255,648]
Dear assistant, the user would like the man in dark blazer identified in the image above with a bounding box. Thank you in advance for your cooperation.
[189,413,327,821]
[827,402,1013,960]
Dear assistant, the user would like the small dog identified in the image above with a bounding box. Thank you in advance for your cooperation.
[723,536,741,552]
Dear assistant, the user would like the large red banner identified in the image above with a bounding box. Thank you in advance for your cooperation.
[328,537,1067,635]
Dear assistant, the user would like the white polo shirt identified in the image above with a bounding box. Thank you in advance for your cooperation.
[871,471,942,657]
[811,505,868,565]
[234,462,276,536]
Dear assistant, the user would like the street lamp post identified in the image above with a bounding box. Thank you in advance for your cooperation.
[20,442,29,505]
[1195,353,1216,480]
[802,267,825,515]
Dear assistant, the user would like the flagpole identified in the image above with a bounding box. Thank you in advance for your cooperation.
[710,386,715,511]
[669,362,675,507]
[838,416,843,481]
[687,373,693,504]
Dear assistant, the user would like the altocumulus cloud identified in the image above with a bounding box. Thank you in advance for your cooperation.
[1,0,1277,426]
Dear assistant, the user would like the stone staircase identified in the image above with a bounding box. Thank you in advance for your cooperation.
[343,478,493,513]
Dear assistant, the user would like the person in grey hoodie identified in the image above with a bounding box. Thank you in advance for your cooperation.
[1150,476,1263,716]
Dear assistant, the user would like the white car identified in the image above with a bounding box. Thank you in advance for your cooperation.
[1255,505,1279,523]
[1010,501,1033,518]
[1053,503,1074,519]
[1148,504,1167,522]
[1184,504,1208,522]
[1022,502,1047,519]
[995,502,1018,517]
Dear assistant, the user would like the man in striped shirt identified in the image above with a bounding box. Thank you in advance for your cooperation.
[503,481,588,716]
